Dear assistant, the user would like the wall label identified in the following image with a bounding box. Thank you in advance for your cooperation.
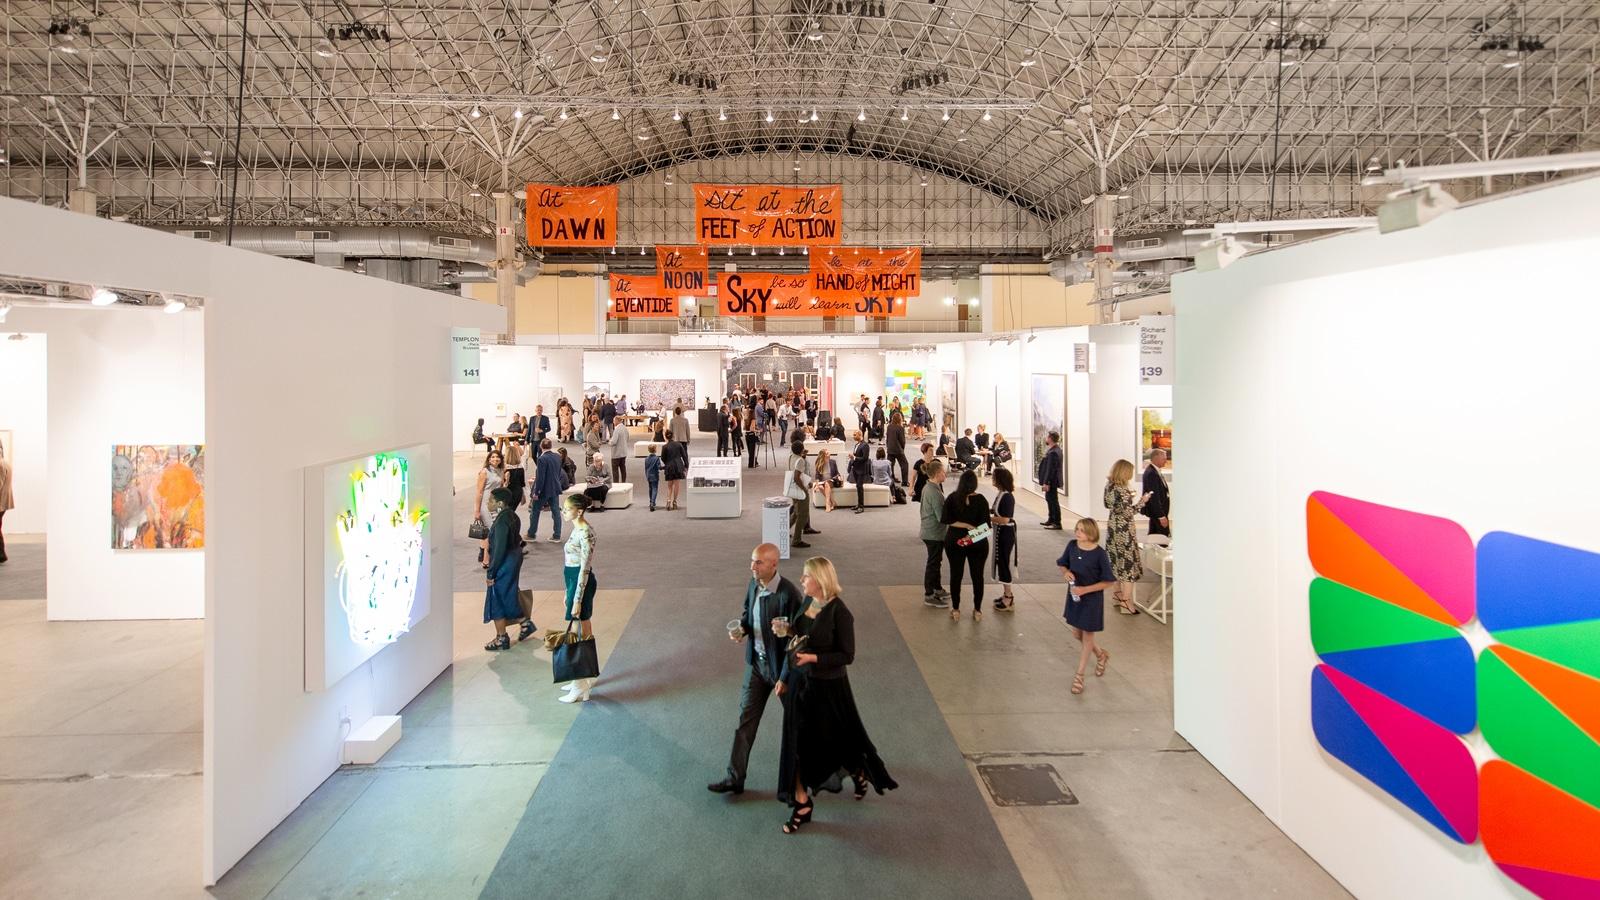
[451,327,480,384]
[1138,315,1174,385]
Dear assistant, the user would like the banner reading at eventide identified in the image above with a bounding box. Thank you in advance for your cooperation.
[608,274,683,318]
[716,273,906,317]
[526,184,618,247]
[655,246,709,294]
[809,247,922,303]
[693,184,843,246]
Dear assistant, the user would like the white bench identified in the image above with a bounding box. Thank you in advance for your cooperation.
[632,441,666,459]
[803,439,850,457]
[562,482,634,509]
[813,482,892,508]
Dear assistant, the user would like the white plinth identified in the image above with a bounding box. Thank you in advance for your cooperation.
[344,715,402,765]
[686,456,742,519]
[762,498,792,559]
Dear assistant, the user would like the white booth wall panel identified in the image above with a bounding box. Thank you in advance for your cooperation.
[832,349,882,421]
[1173,176,1600,900]
[1084,325,1172,520]
[0,332,48,533]
[582,349,722,412]
[1017,327,1092,513]
[451,344,543,452]
[539,347,584,406]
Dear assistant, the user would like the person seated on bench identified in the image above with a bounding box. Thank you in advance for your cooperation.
[814,449,841,513]
[583,452,611,510]
[872,447,907,504]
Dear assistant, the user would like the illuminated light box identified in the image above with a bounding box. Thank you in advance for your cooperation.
[304,444,433,692]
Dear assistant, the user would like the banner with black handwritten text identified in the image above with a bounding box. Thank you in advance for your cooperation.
[693,184,843,246]
[526,184,618,248]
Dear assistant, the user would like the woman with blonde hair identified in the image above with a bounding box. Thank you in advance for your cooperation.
[1103,458,1144,616]
[775,557,898,834]
[1057,518,1117,695]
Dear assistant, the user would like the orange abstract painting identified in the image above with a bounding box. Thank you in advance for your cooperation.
[111,444,205,549]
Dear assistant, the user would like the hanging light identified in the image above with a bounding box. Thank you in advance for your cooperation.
[806,19,823,41]
[857,108,866,121]
[765,109,774,123]
[470,106,481,118]
[672,107,681,121]
[803,247,809,255]
[1019,48,1038,67]
[559,107,569,120]
[778,247,785,255]
[810,109,819,122]
[611,107,621,120]
[900,108,909,121]
[982,109,992,122]
[718,107,727,121]
[942,108,950,121]
[513,107,523,119]
[91,288,118,306]
[727,247,734,256]
[640,246,647,255]
[313,37,335,59]
[589,44,609,63]
[750,247,757,256]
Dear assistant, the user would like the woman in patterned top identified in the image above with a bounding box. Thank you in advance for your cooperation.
[1103,459,1143,616]
[559,493,599,703]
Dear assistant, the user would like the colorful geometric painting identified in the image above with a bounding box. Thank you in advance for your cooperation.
[111,444,204,549]
[1305,491,1600,896]
[885,369,926,410]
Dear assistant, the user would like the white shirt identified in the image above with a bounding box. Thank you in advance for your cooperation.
[751,572,782,659]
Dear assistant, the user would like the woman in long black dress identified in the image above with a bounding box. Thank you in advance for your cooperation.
[775,557,897,834]
[1056,517,1118,695]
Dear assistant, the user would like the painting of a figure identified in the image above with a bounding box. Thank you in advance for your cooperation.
[112,444,205,549]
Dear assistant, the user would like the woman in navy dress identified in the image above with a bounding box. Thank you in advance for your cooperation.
[481,488,527,652]
[1056,517,1118,695]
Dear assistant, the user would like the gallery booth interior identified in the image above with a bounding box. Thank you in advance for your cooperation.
[1,2,1599,895]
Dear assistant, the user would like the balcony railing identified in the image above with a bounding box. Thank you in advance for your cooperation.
[606,317,983,336]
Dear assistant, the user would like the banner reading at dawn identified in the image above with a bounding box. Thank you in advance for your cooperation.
[809,247,923,304]
[716,272,907,317]
[608,274,683,318]
[693,184,843,246]
[655,245,709,293]
[526,184,618,247]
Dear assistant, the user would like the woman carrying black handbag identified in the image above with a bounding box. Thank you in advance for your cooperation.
[557,493,600,702]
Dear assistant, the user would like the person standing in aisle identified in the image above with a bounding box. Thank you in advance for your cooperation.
[870,398,886,442]
[608,417,631,484]
[885,412,909,486]
[848,431,871,513]
[528,439,564,542]
[475,450,506,535]
[727,404,745,460]
[670,405,692,448]
[942,469,991,620]
[1142,449,1171,537]
[481,488,529,651]
[1058,517,1117,695]
[991,468,1019,610]
[557,399,575,443]
[786,440,816,549]
[716,403,731,457]
[744,409,761,469]
[919,459,951,608]
[558,494,599,702]
[644,444,662,512]
[528,404,552,448]
[662,435,688,511]
[912,442,935,503]
[778,398,793,446]
[1104,459,1145,616]
[599,394,617,436]
[1038,431,1064,529]
[709,543,807,797]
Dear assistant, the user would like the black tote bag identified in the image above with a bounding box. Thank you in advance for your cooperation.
[551,620,599,683]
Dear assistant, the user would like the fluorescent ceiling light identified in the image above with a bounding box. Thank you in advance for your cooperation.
[164,298,186,314]
[91,288,118,306]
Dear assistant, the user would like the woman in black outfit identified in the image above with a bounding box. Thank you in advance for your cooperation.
[744,410,761,468]
[776,557,898,833]
[942,469,992,621]
[991,467,1018,610]
[849,431,871,513]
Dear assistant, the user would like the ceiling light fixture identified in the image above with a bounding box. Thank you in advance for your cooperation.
[470,106,481,118]
[765,109,774,123]
[164,297,186,314]
[900,108,909,121]
[942,108,950,121]
[857,108,866,121]
[589,44,608,63]
[811,109,819,122]
[778,247,785,255]
[718,107,727,121]
[982,109,992,122]
[611,107,621,120]
[313,37,335,59]
[750,247,757,256]
[1019,49,1038,67]
[559,107,569,120]
[672,107,681,121]
[513,107,523,119]
[806,19,823,41]
[91,288,118,306]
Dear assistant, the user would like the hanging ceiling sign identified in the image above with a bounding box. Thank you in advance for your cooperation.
[809,247,922,303]
[608,274,685,318]
[716,273,907,317]
[525,183,618,247]
[693,184,844,245]
[655,245,709,294]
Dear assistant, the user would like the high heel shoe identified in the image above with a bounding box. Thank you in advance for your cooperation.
[1095,649,1110,677]
[783,800,814,834]
[517,620,535,642]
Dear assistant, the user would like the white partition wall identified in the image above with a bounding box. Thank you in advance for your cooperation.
[583,349,723,413]
[1173,176,1600,899]
[451,344,542,451]
[0,331,48,534]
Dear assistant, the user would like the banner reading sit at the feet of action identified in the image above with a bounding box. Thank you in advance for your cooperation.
[526,184,618,247]
[693,184,843,246]
[655,245,709,294]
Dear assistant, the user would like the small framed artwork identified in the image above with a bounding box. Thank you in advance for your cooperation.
[1138,406,1173,465]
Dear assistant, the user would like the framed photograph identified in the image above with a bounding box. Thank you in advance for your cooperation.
[1138,406,1173,465]
[1029,374,1067,486]
[583,382,609,400]
[940,371,959,437]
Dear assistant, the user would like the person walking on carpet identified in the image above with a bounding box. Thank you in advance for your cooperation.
[709,543,807,796]
[527,440,564,542]
[1058,517,1117,695]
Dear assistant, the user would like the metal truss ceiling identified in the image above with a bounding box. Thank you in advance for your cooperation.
[1,0,1596,249]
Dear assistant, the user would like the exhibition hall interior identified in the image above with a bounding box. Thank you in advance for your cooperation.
[1,0,1598,896]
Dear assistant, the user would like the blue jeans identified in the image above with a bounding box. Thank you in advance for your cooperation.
[648,476,659,507]
[528,495,562,539]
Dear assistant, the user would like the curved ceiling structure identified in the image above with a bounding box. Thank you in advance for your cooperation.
[1,0,1596,247]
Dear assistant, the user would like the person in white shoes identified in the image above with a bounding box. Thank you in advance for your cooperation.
[559,493,599,702]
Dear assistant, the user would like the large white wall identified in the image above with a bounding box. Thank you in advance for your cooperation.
[451,344,541,452]
[582,349,723,414]
[1173,176,1600,899]
[0,198,503,885]
[0,332,48,533]
[832,349,883,423]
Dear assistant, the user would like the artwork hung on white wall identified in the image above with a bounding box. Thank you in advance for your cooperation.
[494,402,508,418]
[304,444,432,692]
[537,387,563,413]
[639,378,696,413]
[583,382,609,400]
[940,371,959,437]
[111,444,206,549]
[1030,374,1067,486]
[1138,407,1173,465]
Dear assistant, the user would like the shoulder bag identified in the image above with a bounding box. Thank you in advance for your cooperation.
[550,618,600,683]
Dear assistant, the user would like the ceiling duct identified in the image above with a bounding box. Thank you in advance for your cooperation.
[1048,226,1361,282]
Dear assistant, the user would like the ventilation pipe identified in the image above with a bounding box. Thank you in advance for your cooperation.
[1049,226,1362,283]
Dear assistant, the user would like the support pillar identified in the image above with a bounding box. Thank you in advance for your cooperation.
[1089,193,1120,324]
[493,191,518,340]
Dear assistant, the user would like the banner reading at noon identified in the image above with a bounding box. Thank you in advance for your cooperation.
[693,184,843,246]
[655,246,709,293]
[608,274,682,318]
[526,184,618,247]
[716,273,906,317]
[809,247,922,304]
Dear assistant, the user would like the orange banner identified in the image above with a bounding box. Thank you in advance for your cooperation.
[526,184,618,247]
[809,247,923,303]
[655,246,710,294]
[716,272,906,317]
[693,184,843,246]
[608,274,684,318]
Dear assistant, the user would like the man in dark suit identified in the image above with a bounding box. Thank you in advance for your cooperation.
[599,396,617,434]
[870,398,886,441]
[1143,449,1171,537]
[710,543,806,795]
[955,429,978,471]
[716,403,731,457]
[527,439,565,542]
[1038,431,1064,529]
[527,404,551,447]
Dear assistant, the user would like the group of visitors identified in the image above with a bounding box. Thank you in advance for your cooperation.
[715,386,821,468]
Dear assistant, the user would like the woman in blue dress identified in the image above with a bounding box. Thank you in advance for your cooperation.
[482,488,527,652]
[1056,517,1118,695]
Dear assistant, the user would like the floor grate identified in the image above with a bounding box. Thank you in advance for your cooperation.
[976,763,1079,807]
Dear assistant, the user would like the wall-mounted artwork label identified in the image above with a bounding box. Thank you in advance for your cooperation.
[693,184,843,246]
[305,444,432,692]
[1138,315,1174,385]
[524,183,618,247]
[1074,343,1096,373]
[111,444,205,549]
[656,245,710,294]
[451,327,480,384]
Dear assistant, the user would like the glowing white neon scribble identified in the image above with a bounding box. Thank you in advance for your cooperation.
[335,454,429,647]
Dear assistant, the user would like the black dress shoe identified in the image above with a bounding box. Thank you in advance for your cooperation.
[803,528,821,535]
[792,541,812,549]
[708,779,745,794]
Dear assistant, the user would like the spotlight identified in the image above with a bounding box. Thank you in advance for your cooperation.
[982,109,992,121]
[164,298,186,314]
[313,37,335,58]
[672,107,681,121]
[513,107,523,119]
[589,44,609,63]
[559,107,569,120]
[470,106,481,118]
[765,109,774,123]
[900,108,909,121]
[718,107,727,121]
[91,288,119,306]
[750,247,757,256]
[810,109,819,122]
[807,19,823,41]
[612,107,621,120]
[1377,183,1460,234]
[942,108,950,121]
[1020,49,1038,67]
[857,108,866,121]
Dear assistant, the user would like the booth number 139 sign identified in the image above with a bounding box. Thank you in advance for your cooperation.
[451,327,481,385]
[1138,316,1174,386]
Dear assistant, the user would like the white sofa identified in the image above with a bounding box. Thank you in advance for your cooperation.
[632,441,667,459]
[802,439,850,457]
[813,482,892,508]
[562,482,633,509]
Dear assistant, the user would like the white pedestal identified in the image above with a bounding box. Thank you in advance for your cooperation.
[344,715,402,765]
[762,497,792,559]
[686,457,742,519]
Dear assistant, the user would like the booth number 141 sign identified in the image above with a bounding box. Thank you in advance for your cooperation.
[452,327,481,385]
[1138,316,1174,386]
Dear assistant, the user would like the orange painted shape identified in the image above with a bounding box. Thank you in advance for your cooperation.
[1491,645,1600,747]
[1481,760,1600,881]
[1306,497,1455,626]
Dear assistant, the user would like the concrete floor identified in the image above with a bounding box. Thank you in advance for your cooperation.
[0,449,1349,899]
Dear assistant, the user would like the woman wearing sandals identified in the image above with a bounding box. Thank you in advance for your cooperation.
[1057,518,1118,695]
[990,467,1019,610]
[482,488,531,652]
[775,557,898,834]
[1103,459,1144,616]
[558,493,599,702]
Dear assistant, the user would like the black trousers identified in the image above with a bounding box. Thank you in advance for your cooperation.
[889,452,909,485]
[611,458,627,484]
[1044,487,1062,526]
[923,539,944,594]
[0,510,7,562]
[946,538,991,610]
[746,433,759,467]
[717,431,729,456]
[995,525,1017,584]
[727,665,778,786]
[853,479,865,509]
[1147,514,1171,537]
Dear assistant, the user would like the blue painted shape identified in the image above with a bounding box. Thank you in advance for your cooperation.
[1311,666,1459,840]
[1319,637,1477,735]
[1478,531,1600,632]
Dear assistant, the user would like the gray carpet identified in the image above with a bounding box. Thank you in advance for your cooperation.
[0,541,45,601]
[474,442,1035,899]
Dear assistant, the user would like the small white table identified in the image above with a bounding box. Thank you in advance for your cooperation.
[1137,536,1173,624]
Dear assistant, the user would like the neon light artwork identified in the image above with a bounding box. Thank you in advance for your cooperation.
[334,454,428,647]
